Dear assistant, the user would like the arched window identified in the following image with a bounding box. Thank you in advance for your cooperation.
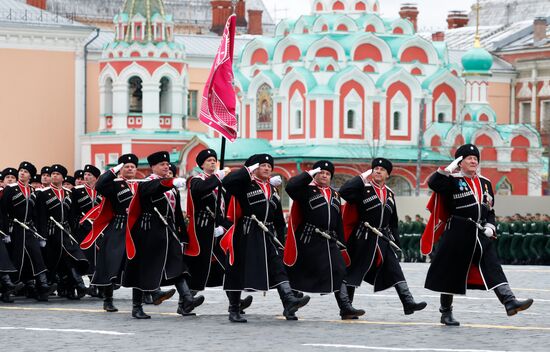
[435,93,452,123]
[344,89,362,134]
[331,174,353,190]
[390,91,408,136]
[496,177,513,196]
[437,112,445,123]
[104,77,113,115]
[387,175,412,196]
[290,92,304,134]
[159,77,172,114]
[128,76,143,113]
[256,83,273,130]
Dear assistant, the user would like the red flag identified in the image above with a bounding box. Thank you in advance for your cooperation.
[199,14,238,141]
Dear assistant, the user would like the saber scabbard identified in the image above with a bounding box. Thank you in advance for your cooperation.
[250,214,285,250]
[363,221,401,252]
[314,228,347,250]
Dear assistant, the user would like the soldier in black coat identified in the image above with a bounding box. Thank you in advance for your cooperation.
[35,164,89,299]
[82,154,139,312]
[123,151,203,319]
[339,158,426,319]
[0,206,23,302]
[0,162,54,301]
[221,154,310,323]
[423,144,533,326]
[70,165,102,280]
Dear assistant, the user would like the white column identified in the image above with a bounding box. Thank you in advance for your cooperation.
[172,86,184,130]
[316,97,324,143]
[74,48,85,169]
[142,82,160,129]
[530,68,537,126]
[112,81,128,129]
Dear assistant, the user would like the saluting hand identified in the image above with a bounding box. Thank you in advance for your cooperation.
[112,163,124,174]
[247,163,260,173]
[308,167,321,177]
[445,156,463,173]
[270,175,282,187]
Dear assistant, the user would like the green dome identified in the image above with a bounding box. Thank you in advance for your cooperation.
[122,0,165,19]
[461,47,493,74]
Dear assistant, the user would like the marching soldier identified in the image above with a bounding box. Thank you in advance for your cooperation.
[123,151,202,319]
[422,144,533,326]
[35,164,89,299]
[0,205,23,302]
[63,176,76,190]
[339,158,426,319]
[30,174,42,189]
[40,166,51,188]
[70,164,102,296]
[74,170,85,186]
[221,154,310,323]
[2,167,18,186]
[284,160,349,319]
[0,162,54,301]
[81,154,138,312]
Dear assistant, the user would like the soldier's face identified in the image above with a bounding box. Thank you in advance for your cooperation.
[51,172,64,186]
[460,155,479,175]
[152,161,170,177]
[41,173,51,185]
[121,163,137,179]
[314,170,331,187]
[75,178,85,186]
[31,181,42,189]
[202,157,217,174]
[372,166,389,184]
[18,169,30,183]
[254,163,272,181]
[63,182,74,190]
[84,172,97,186]
[4,175,17,185]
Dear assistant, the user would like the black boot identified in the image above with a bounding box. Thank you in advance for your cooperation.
[102,285,118,312]
[1,274,24,303]
[494,284,533,316]
[150,288,176,306]
[440,294,459,326]
[239,295,253,314]
[132,289,150,319]
[335,283,365,320]
[35,272,56,302]
[69,267,88,299]
[226,291,247,323]
[277,282,310,320]
[395,281,427,315]
[175,279,204,316]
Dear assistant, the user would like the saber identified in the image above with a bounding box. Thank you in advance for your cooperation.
[250,214,285,250]
[467,218,496,239]
[49,216,78,244]
[153,207,182,244]
[205,206,216,219]
[81,212,94,225]
[314,228,347,250]
[13,218,47,241]
[0,229,7,237]
[363,222,401,253]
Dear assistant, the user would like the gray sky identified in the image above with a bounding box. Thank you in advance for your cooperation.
[262,0,478,31]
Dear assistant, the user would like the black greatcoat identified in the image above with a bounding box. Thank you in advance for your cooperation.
[1,183,47,281]
[90,171,134,286]
[70,185,102,275]
[35,186,89,274]
[284,172,346,294]
[122,177,189,291]
[186,172,227,291]
[0,206,16,274]
[425,170,507,295]
[222,167,287,291]
[339,176,405,292]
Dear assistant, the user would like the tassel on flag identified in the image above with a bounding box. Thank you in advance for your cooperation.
[199,14,238,142]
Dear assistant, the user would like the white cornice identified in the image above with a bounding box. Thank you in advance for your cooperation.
[0,23,95,51]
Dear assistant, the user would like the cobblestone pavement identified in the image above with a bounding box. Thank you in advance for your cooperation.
[1,264,549,352]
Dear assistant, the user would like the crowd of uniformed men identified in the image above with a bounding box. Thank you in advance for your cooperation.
[0,143,535,326]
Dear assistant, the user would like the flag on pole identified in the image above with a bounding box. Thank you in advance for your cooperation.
[199,14,238,142]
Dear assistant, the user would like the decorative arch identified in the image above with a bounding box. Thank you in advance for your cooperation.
[331,0,345,11]
[390,18,414,35]
[117,62,151,83]
[387,175,413,196]
[350,34,392,62]
[314,1,324,12]
[354,0,367,11]
[306,37,346,62]
[432,83,457,122]
[340,81,365,137]
[474,133,497,161]
[333,15,358,32]
[275,19,294,37]
[398,37,439,64]
[511,135,530,162]
[246,71,279,100]
[240,40,271,67]
[251,48,269,65]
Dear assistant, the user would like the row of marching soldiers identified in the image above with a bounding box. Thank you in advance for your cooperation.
[0,144,534,325]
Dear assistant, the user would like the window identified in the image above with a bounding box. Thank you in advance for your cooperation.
[435,94,452,123]
[290,92,304,134]
[437,113,445,123]
[387,175,412,196]
[541,100,550,132]
[128,76,143,113]
[347,110,355,129]
[344,89,362,134]
[95,154,106,170]
[108,153,119,165]
[520,102,532,124]
[390,91,408,136]
[187,90,198,118]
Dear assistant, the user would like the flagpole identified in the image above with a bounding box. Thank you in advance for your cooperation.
[214,1,237,226]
